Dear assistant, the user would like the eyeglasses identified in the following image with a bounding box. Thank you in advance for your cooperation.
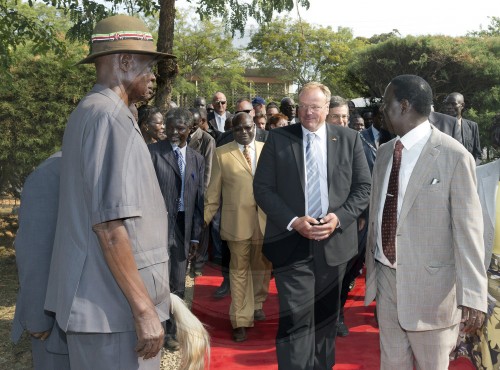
[232,124,255,132]
[214,101,226,105]
[329,114,350,120]
[235,109,253,114]
[298,104,327,112]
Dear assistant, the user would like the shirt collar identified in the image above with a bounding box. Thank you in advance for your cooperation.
[170,142,187,156]
[371,125,380,138]
[398,120,431,150]
[237,139,256,151]
[301,122,327,142]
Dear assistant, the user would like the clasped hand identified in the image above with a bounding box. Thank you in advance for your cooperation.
[291,213,338,240]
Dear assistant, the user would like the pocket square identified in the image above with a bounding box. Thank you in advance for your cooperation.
[430,178,440,185]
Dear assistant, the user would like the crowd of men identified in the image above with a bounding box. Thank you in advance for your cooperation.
[11,13,492,370]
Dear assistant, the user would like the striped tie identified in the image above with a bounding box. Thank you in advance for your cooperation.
[306,133,322,218]
[174,147,185,212]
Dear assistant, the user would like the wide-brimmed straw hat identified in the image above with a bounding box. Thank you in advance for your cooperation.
[78,14,175,64]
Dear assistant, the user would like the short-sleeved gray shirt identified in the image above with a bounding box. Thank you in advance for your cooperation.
[45,85,170,333]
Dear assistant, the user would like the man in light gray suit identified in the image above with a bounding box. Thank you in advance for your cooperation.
[365,74,487,369]
[45,15,174,369]
[11,152,70,369]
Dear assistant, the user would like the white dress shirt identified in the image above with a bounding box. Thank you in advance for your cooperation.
[238,139,256,175]
[287,123,329,230]
[214,112,227,132]
[376,121,432,268]
[371,125,380,147]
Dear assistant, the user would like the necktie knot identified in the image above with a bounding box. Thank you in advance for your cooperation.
[243,144,252,171]
[307,133,315,145]
[395,140,404,153]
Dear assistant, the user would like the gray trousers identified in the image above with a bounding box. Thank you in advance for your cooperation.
[376,261,459,370]
[31,337,70,370]
[67,331,161,370]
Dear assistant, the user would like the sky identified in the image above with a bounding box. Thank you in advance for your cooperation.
[176,0,498,38]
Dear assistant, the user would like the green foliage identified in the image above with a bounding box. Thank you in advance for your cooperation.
[347,35,500,155]
[0,41,94,198]
[247,18,366,97]
[348,35,500,109]
[0,0,68,68]
[171,9,249,106]
[194,0,310,36]
[468,16,500,37]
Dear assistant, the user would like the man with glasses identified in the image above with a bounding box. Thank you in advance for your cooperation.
[254,82,371,369]
[207,91,232,140]
[213,98,268,299]
[326,96,350,127]
[205,112,272,342]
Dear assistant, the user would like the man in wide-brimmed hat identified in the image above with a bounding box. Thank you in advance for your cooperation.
[45,15,175,369]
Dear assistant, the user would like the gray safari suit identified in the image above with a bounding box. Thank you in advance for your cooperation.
[11,152,69,370]
[45,85,170,367]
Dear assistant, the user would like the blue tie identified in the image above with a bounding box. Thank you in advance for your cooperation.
[306,133,322,218]
[174,147,185,212]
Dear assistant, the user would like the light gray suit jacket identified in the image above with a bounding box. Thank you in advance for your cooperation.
[11,152,68,355]
[365,126,487,331]
[476,159,500,268]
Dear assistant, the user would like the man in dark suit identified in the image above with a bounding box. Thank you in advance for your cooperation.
[254,82,371,369]
[188,107,215,275]
[216,98,268,146]
[207,91,232,141]
[441,92,482,164]
[149,108,204,349]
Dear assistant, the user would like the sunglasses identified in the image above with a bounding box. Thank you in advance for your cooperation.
[214,101,226,105]
[235,109,253,114]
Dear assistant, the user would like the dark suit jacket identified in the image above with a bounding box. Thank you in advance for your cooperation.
[429,111,482,164]
[359,128,377,174]
[207,111,232,141]
[461,118,482,165]
[253,124,371,267]
[149,141,204,260]
[217,127,268,147]
[188,128,215,191]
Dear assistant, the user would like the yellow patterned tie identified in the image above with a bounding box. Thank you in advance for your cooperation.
[243,145,252,172]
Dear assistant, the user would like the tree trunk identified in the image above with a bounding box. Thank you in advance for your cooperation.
[155,0,178,111]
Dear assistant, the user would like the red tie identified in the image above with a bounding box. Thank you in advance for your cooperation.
[381,140,404,264]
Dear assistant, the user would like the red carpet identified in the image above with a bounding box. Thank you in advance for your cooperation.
[192,263,475,369]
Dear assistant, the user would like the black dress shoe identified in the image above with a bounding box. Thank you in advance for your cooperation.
[232,327,247,342]
[336,320,349,337]
[254,309,266,321]
[213,278,230,299]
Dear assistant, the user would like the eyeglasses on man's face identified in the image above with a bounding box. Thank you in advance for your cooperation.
[298,104,327,112]
[235,109,252,114]
[214,101,226,105]
[329,114,349,120]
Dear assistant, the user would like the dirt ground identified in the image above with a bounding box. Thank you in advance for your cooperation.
[0,204,191,369]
